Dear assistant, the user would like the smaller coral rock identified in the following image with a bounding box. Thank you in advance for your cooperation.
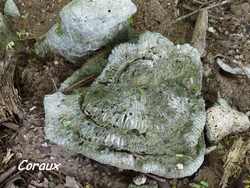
[133,175,147,186]
[206,99,250,143]
[4,0,20,17]
[35,0,137,63]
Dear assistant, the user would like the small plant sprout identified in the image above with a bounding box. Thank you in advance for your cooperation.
[6,41,15,49]
[16,30,30,40]
[190,180,209,188]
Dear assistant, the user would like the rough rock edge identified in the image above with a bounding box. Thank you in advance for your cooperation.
[44,92,205,179]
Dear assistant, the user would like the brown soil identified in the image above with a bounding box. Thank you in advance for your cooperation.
[0,0,250,188]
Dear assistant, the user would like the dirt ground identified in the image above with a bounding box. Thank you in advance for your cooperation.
[0,0,250,188]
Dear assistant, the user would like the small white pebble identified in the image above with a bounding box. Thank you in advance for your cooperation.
[208,27,216,33]
[41,142,48,147]
[133,174,147,185]
[29,106,36,112]
[176,163,184,170]
[235,55,240,60]
[23,135,28,141]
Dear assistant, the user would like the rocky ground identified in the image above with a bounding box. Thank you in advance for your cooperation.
[0,0,250,188]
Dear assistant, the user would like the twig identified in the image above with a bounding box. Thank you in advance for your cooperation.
[193,0,206,5]
[145,174,167,183]
[182,4,195,11]
[191,8,208,56]
[51,77,58,91]
[0,122,19,131]
[0,166,16,184]
[0,49,23,122]
[62,75,96,94]
[205,145,217,155]
[3,175,26,188]
[172,0,232,24]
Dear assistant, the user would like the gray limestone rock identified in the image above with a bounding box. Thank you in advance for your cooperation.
[4,0,20,17]
[44,32,206,178]
[35,0,137,63]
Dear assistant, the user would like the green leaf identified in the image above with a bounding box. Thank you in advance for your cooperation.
[200,181,209,187]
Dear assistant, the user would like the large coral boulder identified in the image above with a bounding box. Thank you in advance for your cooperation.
[44,32,206,178]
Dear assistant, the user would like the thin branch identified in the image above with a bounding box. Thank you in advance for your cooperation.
[0,166,16,184]
[172,0,232,24]
[145,174,167,183]
[62,75,96,94]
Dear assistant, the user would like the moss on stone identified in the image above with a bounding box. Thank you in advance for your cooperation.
[55,22,64,36]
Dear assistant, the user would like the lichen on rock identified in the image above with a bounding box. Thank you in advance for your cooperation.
[35,0,137,63]
[44,32,206,178]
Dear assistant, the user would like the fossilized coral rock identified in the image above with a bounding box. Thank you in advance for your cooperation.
[35,0,137,63]
[206,99,250,143]
[44,32,206,178]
